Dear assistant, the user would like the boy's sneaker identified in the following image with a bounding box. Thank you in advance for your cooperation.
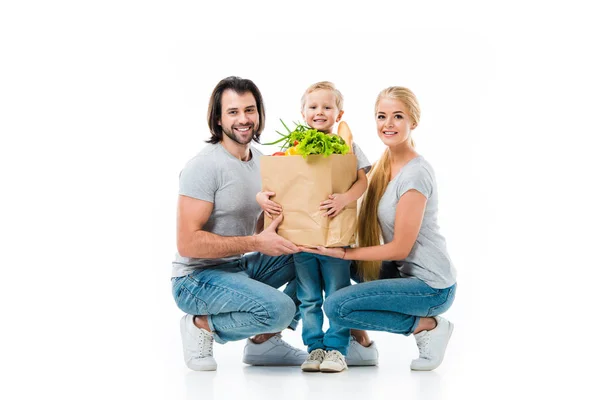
[346,336,379,366]
[410,316,454,371]
[300,349,327,372]
[180,314,217,371]
[242,333,308,366]
[320,350,348,373]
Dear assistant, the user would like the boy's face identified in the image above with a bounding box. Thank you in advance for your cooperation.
[301,89,344,133]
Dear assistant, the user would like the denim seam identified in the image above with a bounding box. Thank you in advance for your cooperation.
[340,314,414,334]
[178,284,209,314]
[182,278,272,323]
[426,287,453,317]
[250,257,295,282]
[336,290,438,308]
[335,290,441,334]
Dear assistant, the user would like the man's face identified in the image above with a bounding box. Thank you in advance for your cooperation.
[219,89,259,145]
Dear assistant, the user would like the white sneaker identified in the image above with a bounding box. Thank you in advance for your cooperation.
[320,350,348,373]
[346,336,379,366]
[301,349,327,372]
[410,316,454,371]
[180,314,217,371]
[242,334,308,366]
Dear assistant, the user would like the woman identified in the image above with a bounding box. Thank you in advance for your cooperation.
[303,86,457,371]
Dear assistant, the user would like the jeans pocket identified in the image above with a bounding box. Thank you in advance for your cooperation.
[426,284,456,317]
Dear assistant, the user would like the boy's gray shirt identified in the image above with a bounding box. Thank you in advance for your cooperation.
[352,142,372,174]
[377,156,457,289]
[172,143,263,277]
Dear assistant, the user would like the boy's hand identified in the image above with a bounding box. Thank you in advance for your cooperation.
[320,193,349,218]
[256,191,283,219]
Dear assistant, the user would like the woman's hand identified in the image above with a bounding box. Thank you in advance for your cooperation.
[256,191,282,219]
[299,246,346,259]
[320,193,349,218]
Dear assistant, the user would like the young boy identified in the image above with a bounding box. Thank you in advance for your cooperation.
[257,82,371,372]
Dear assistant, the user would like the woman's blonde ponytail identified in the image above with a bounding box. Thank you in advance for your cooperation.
[355,86,421,281]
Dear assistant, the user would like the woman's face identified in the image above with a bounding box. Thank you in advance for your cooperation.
[375,97,415,148]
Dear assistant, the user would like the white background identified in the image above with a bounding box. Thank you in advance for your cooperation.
[1,1,599,399]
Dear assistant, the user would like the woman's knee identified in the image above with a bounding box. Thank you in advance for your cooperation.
[324,291,345,324]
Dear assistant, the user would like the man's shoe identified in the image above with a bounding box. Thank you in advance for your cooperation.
[242,334,308,366]
[320,350,348,373]
[180,314,217,371]
[410,316,454,371]
[301,349,327,372]
[346,336,379,366]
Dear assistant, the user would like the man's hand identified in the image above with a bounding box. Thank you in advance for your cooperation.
[255,214,299,256]
[256,191,283,219]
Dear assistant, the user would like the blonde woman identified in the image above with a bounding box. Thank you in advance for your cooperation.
[302,87,457,371]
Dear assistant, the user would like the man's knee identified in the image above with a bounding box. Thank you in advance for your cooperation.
[265,295,296,332]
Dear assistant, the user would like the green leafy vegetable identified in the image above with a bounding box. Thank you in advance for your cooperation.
[263,120,350,158]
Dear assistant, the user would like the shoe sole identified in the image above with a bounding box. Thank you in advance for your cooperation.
[320,362,347,373]
[242,356,304,366]
[186,362,217,371]
[301,365,321,372]
[347,359,378,366]
[410,322,454,371]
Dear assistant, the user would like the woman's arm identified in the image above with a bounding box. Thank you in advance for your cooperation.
[349,189,425,260]
[303,189,426,260]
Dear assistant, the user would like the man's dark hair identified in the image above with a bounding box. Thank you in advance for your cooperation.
[206,76,265,144]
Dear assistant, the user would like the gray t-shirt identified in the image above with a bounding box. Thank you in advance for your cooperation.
[377,156,456,289]
[172,143,263,277]
[352,142,372,174]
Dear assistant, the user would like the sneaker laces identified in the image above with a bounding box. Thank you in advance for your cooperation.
[415,332,432,360]
[269,334,299,351]
[307,349,327,361]
[197,331,214,358]
[324,350,345,363]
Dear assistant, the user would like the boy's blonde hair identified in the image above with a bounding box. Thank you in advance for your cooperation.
[301,81,344,110]
[356,86,421,282]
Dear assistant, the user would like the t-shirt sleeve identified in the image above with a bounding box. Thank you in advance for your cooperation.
[352,142,372,174]
[178,155,218,203]
[396,166,434,199]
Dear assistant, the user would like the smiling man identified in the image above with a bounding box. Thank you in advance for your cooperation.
[171,76,307,371]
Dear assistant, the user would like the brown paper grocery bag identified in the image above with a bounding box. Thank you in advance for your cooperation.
[260,154,358,247]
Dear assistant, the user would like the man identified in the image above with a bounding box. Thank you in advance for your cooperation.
[171,76,307,371]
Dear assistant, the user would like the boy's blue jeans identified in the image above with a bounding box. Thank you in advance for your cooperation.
[295,252,351,355]
[171,252,300,344]
[324,261,456,335]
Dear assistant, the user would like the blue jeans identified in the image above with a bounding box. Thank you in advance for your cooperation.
[295,252,351,355]
[324,261,456,335]
[171,252,300,344]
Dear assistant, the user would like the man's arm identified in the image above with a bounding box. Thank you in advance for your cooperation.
[177,195,298,259]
